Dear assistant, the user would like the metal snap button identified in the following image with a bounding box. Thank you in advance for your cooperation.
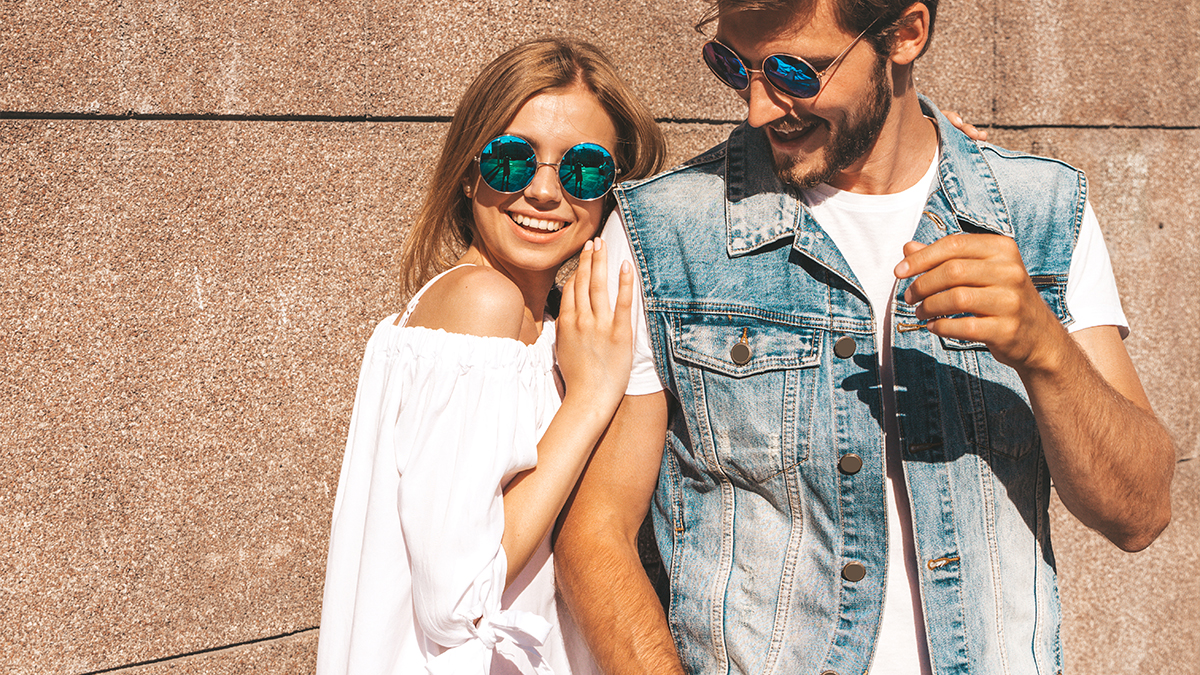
[838,453,863,475]
[730,342,752,365]
[834,336,857,359]
[730,327,752,365]
[842,562,867,582]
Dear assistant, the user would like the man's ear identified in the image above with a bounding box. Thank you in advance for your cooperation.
[890,3,930,66]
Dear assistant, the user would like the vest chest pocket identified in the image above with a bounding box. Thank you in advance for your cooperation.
[668,314,821,485]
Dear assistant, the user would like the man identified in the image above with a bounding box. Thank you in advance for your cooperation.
[554,1,1176,674]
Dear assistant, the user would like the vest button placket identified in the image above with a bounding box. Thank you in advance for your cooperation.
[842,562,867,582]
[838,453,863,475]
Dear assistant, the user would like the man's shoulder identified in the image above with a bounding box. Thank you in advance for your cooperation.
[973,140,1088,215]
[921,95,1085,198]
[975,141,1084,178]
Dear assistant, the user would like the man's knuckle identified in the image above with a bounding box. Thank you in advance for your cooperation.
[945,259,968,280]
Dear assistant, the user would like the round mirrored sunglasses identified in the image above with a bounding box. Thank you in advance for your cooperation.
[701,17,881,99]
[476,135,619,202]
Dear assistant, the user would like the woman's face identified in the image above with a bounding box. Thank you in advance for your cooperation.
[466,86,618,280]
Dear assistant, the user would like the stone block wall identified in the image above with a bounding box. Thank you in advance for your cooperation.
[2,1,1196,672]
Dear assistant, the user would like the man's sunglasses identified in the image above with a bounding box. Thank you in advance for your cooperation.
[475,135,619,202]
[701,18,881,99]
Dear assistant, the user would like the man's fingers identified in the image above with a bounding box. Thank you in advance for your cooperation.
[913,285,1020,322]
[904,257,999,305]
[895,234,1009,279]
[924,314,994,343]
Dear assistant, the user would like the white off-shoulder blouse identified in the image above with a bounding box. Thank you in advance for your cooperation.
[316,268,599,675]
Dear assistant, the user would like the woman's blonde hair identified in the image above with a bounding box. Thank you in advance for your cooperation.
[399,37,667,296]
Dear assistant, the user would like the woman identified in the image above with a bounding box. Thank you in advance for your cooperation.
[315,38,667,675]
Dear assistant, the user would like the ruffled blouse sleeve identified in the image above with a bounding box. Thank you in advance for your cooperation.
[380,321,557,671]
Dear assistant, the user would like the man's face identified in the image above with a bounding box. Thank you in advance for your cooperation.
[715,3,893,189]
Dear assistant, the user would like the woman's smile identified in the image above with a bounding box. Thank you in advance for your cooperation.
[509,210,567,233]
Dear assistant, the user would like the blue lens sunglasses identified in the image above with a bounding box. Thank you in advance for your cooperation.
[702,16,882,99]
[475,135,619,202]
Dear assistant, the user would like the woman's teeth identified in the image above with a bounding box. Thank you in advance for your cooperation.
[510,212,565,232]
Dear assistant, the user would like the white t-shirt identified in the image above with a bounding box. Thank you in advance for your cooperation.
[600,153,1127,674]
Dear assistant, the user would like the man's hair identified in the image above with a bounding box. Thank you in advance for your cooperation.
[399,38,667,297]
[697,0,939,59]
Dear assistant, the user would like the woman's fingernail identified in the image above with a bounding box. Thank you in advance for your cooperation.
[583,240,593,251]
[621,261,631,273]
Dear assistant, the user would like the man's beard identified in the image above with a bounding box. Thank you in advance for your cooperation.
[771,55,892,190]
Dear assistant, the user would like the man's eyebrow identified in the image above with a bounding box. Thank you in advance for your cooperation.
[805,54,839,68]
[717,37,843,68]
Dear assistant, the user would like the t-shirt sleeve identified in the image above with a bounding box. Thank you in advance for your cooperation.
[390,331,541,648]
[1065,201,1129,338]
[600,210,665,396]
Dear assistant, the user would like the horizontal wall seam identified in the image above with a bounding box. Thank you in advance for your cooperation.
[2,111,1200,130]
[75,627,319,675]
[0,111,453,123]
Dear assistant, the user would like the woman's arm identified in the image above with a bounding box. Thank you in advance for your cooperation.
[500,239,635,586]
[403,240,633,598]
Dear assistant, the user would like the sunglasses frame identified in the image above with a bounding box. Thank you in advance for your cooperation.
[703,16,882,99]
[474,134,620,202]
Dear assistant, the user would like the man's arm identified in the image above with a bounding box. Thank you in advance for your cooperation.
[1023,324,1173,551]
[897,235,1175,551]
[554,390,685,675]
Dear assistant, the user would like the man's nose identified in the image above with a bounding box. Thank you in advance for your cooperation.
[744,73,792,128]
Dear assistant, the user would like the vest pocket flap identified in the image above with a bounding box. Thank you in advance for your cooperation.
[1030,273,1069,320]
[938,273,1070,351]
[669,315,821,377]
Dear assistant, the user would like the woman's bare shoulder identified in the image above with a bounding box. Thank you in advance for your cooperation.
[404,266,524,340]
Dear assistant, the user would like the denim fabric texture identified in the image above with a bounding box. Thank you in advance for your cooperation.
[616,97,1083,675]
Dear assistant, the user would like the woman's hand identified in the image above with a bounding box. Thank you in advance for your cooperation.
[942,109,988,142]
[556,238,634,413]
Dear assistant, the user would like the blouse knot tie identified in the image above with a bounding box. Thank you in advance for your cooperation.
[426,609,555,675]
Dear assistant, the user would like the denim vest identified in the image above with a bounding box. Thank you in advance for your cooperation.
[615,99,1084,675]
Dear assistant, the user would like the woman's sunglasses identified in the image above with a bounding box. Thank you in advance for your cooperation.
[701,18,880,99]
[475,135,619,202]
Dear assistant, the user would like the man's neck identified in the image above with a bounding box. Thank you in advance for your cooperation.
[825,92,938,196]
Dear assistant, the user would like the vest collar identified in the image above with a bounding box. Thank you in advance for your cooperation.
[723,94,1013,258]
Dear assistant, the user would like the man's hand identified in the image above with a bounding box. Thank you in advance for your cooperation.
[895,233,1066,374]
[895,232,1174,551]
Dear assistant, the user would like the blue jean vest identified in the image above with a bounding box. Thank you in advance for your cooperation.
[615,99,1084,675]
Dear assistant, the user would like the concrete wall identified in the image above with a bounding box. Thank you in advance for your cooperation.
[2,1,1196,672]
